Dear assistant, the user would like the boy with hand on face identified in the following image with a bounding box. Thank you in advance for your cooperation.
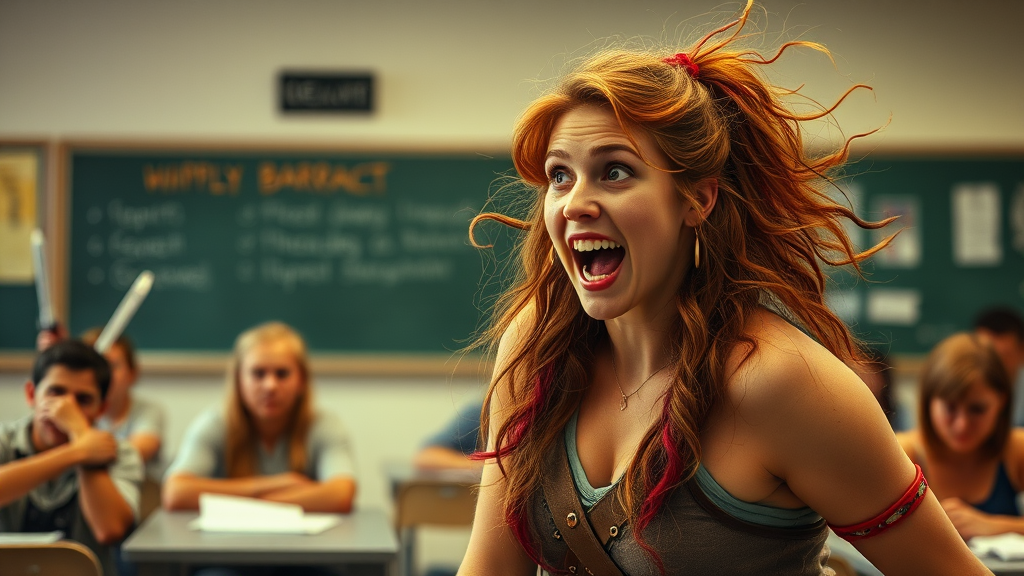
[0,340,143,575]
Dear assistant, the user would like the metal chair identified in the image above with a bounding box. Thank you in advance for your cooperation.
[0,541,102,576]
[394,477,477,576]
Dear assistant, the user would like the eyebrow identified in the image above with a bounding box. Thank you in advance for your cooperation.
[545,143,641,161]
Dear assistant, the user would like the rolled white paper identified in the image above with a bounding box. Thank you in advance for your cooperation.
[94,270,154,354]
[30,229,56,330]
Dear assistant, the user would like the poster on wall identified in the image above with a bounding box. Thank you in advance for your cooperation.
[952,182,1002,267]
[0,149,40,284]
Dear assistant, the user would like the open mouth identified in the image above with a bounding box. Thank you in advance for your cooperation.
[572,237,625,284]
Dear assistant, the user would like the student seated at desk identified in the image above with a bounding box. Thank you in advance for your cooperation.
[38,327,165,472]
[80,329,165,474]
[163,322,356,513]
[898,332,1024,539]
[414,400,483,471]
[0,340,143,576]
[975,307,1024,427]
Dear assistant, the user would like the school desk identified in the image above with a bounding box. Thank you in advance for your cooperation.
[122,508,397,575]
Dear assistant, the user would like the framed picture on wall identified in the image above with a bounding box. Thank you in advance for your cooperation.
[0,141,51,364]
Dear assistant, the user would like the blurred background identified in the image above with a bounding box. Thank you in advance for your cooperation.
[2,0,1023,572]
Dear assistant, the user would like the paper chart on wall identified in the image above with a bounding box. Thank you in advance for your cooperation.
[952,182,1002,266]
[0,151,38,284]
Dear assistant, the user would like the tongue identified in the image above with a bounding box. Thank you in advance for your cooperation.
[589,248,624,276]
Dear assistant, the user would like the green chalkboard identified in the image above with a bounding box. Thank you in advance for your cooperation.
[64,145,518,357]
[828,154,1024,355]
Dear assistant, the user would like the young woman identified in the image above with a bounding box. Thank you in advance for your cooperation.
[458,3,989,575]
[163,322,356,513]
[898,332,1024,540]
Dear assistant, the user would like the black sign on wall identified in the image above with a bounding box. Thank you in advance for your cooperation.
[279,72,374,113]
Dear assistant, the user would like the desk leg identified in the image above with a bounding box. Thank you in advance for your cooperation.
[399,526,416,576]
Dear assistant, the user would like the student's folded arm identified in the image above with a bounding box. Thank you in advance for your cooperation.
[261,475,356,513]
[78,467,136,545]
[128,432,161,463]
[0,443,83,507]
[459,307,536,576]
[741,331,991,576]
[261,412,357,512]
[163,472,308,510]
[414,446,479,470]
[129,401,165,463]
[941,497,1024,539]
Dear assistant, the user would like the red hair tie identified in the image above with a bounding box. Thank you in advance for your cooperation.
[663,53,699,78]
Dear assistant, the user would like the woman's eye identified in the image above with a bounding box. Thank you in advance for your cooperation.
[253,368,266,379]
[549,170,570,186]
[607,165,633,182]
[275,369,291,380]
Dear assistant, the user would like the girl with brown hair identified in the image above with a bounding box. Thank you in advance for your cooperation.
[458,3,988,575]
[898,332,1024,540]
[163,322,356,513]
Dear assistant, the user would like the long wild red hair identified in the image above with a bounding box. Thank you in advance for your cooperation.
[471,1,893,569]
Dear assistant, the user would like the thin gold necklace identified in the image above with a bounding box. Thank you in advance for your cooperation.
[610,356,673,411]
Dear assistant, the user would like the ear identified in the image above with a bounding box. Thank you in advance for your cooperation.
[24,381,36,408]
[684,178,718,227]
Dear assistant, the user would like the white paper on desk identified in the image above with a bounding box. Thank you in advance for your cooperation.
[970,533,1024,560]
[188,494,340,534]
[0,531,63,544]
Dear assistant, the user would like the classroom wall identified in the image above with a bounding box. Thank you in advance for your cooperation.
[1,0,1021,567]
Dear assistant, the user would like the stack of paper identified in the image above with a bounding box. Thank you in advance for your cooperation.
[187,494,341,534]
[970,533,1024,561]
[0,531,63,544]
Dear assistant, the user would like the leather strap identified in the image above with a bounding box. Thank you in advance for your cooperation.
[588,483,629,547]
[540,441,626,576]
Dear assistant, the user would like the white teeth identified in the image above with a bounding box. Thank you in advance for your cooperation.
[572,239,620,252]
[582,266,608,282]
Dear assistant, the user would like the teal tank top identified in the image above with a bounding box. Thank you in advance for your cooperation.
[565,410,822,527]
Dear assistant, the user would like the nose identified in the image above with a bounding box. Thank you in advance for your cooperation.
[262,374,281,392]
[948,410,970,435]
[561,179,600,221]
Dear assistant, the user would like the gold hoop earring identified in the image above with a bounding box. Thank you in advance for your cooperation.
[694,234,701,269]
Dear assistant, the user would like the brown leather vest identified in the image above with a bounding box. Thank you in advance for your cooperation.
[529,439,834,576]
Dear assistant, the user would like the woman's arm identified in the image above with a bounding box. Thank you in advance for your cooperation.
[941,497,1024,538]
[458,309,537,576]
[414,446,481,470]
[128,432,161,463]
[163,471,311,510]
[732,318,990,576]
[262,476,356,513]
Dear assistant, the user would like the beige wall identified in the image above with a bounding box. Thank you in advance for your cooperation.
[2,0,1023,146]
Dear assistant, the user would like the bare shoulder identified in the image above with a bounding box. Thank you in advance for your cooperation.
[723,309,866,419]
